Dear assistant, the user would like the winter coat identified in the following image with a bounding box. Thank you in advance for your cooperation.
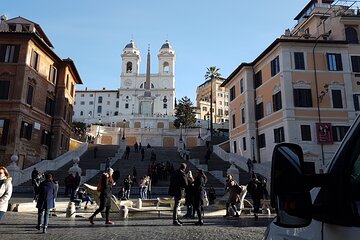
[0,177,13,212]
[226,180,240,204]
[168,169,188,197]
[99,173,113,207]
[36,180,55,210]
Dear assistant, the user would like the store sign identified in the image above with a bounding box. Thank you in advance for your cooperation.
[316,122,333,144]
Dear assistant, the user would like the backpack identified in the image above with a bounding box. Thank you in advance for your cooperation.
[97,175,103,192]
[247,181,257,194]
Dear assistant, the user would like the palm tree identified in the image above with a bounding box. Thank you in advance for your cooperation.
[204,66,221,141]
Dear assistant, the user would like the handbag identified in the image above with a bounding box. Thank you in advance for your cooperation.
[201,189,209,207]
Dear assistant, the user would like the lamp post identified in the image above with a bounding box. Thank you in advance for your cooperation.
[206,111,210,130]
[210,78,213,141]
[251,136,256,163]
[122,119,126,140]
[179,123,183,141]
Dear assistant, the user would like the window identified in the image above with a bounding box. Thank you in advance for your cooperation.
[107,101,110,105]
[90,94,93,97]
[254,70,262,88]
[65,75,69,89]
[89,101,93,105]
[202,106,207,111]
[163,103,167,109]
[26,85,34,105]
[125,103,129,109]
[232,114,236,129]
[88,111,92,116]
[70,83,74,97]
[218,109,223,115]
[0,44,20,63]
[332,126,350,142]
[230,86,236,101]
[116,92,119,98]
[0,119,9,145]
[80,101,85,105]
[80,111,83,116]
[45,97,54,116]
[301,125,312,141]
[97,106,102,113]
[345,27,359,44]
[0,80,10,99]
[233,141,237,153]
[98,96,103,103]
[116,101,119,108]
[48,65,57,84]
[225,110,229,116]
[114,111,118,116]
[332,89,343,108]
[271,56,280,76]
[272,91,282,112]
[274,127,285,143]
[354,94,360,111]
[80,94,85,97]
[30,50,39,70]
[241,108,245,124]
[293,89,312,107]
[327,53,343,71]
[126,62,132,73]
[20,121,32,140]
[258,134,266,148]
[255,102,264,120]
[240,79,244,93]
[294,52,305,70]
[163,62,170,73]
[242,137,246,151]
[41,130,51,146]
[351,56,360,72]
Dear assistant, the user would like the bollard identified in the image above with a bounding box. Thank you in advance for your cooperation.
[66,201,75,218]
[119,205,129,219]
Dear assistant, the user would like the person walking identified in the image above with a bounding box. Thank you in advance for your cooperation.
[168,163,188,226]
[124,146,130,159]
[247,173,263,219]
[223,174,241,217]
[36,173,55,233]
[247,158,254,173]
[89,168,115,225]
[193,169,207,225]
[0,166,13,221]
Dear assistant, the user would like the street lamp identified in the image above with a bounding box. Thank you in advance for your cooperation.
[210,78,213,141]
[206,111,210,130]
[122,119,126,140]
[179,123,183,141]
[251,136,256,163]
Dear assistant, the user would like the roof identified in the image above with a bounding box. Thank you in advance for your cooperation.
[124,40,136,49]
[4,16,53,48]
[294,0,334,20]
[221,38,347,87]
[62,58,83,84]
[160,40,172,49]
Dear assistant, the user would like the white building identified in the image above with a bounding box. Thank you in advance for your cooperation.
[73,40,176,126]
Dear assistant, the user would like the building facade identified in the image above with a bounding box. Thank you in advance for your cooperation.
[222,0,360,171]
[73,40,176,126]
[196,77,229,125]
[0,16,82,168]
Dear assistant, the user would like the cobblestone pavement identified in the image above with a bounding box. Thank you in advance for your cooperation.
[0,212,273,240]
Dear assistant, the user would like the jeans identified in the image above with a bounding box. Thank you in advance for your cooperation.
[37,208,50,228]
[0,211,5,220]
[173,196,181,222]
[140,187,147,199]
[124,189,131,199]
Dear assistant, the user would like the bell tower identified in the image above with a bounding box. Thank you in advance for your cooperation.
[120,40,140,88]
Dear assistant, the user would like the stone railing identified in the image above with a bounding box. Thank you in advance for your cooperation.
[8,140,88,186]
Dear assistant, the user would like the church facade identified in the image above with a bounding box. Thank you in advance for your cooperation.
[73,40,176,126]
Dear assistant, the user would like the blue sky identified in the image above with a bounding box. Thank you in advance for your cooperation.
[3,0,309,102]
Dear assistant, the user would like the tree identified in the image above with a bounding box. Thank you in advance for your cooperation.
[204,66,221,140]
[174,96,196,128]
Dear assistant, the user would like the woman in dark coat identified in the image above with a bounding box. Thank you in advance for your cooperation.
[193,169,207,225]
[36,173,55,233]
[88,168,115,225]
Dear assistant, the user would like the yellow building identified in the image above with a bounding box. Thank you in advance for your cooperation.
[196,77,229,125]
[221,0,360,172]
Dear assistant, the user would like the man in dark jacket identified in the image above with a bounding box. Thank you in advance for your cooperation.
[168,163,188,226]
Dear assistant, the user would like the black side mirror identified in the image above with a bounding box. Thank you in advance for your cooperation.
[271,143,312,227]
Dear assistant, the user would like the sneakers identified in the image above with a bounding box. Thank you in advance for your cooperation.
[105,220,114,225]
[88,217,94,225]
[233,214,240,217]
[35,225,41,230]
